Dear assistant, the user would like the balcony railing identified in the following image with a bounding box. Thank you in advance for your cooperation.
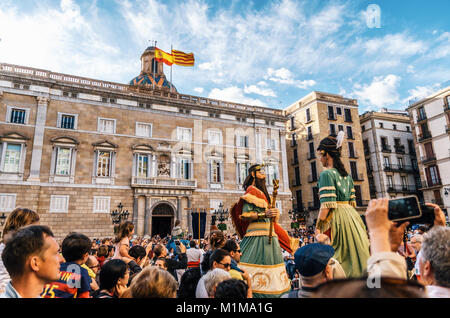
[131,176,197,188]
[306,134,313,141]
[394,145,405,154]
[417,113,427,122]
[421,179,442,189]
[308,174,318,183]
[364,148,370,156]
[418,131,432,142]
[383,164,418,173]
[291,158,299,165]
[307,153,316,160]
[381,145,392,153]
[420,155,436,164]
[386,184,418,193]
[352,173,364,181]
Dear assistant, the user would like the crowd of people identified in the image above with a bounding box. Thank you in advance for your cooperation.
[0,199,449,298]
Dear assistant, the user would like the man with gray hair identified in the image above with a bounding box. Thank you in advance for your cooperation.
[417,226,450,298]
[203,268,231,298]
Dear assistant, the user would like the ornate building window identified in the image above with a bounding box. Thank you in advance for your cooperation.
[0,133,29,180]
[92,140,118,185]
[49,137,78,183]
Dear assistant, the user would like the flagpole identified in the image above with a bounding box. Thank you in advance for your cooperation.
[153,40,157,90]
[170,44,173,93]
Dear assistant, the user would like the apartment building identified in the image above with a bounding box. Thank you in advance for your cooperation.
[0,47,292,238]
[285,91,370,225]
[360,108,422,201]
[406,86,450,213]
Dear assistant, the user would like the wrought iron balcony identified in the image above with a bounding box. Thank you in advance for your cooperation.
[364,148,371,156]
[420,155,436,165]
[131,176,197,188]
[421,179,442,189]
[383,164,418,173]
[307,152,316,160]
[417,113,427,122]
[306,134,314,141]
[394,145,405,154]
[418,131,432,142]
[291,158,299,165]
[386,184,418,193]
[352,173,364,181]
[381,145,392,153]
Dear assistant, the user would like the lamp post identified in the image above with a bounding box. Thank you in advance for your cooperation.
[212,202,228,232]
[110,203,129,234]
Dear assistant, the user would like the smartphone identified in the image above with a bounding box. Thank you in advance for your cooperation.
[388,196,422,222]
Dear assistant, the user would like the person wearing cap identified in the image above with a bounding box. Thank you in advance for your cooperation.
[282,243,335,298]
[315,132,370,278]
[230,163,293,298]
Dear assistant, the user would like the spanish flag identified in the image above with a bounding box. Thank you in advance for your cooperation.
[172,49,195,67]
[155,47,174,66]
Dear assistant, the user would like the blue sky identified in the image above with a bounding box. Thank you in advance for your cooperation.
[0,0,449,112]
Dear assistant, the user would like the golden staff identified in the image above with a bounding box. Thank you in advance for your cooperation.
[268,179,279,244]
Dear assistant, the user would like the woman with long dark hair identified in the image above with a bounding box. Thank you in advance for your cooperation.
[316,132,370,277]
[93,259,129,298]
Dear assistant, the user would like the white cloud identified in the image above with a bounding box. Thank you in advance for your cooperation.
[352,75,401,108]
[208,86,265,107]
[0,0,132,82]
[244,85,276,97]
[193,87,204,94]
[265,68,316,89]
[406,65,415,74]
[364,33,425,56]
[403,83,442,104]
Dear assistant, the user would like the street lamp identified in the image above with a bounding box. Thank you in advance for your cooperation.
[110,203,129,234]
[0,213,6,226]
[212,202,229,231]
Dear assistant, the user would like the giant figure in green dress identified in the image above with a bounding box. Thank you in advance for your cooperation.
[315,131,370,278]
[230,164,294,297]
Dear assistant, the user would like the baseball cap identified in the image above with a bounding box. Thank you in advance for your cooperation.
[294,243,335,277]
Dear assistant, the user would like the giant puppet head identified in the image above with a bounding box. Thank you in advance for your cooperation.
[242,163,271,205]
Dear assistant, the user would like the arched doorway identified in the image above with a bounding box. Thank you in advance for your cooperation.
[151,202,175,238]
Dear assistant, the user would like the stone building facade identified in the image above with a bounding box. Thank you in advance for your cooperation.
[285,91,371,226]
[406,86,450,213]
[360,108,422,201]
[0,48,291,239]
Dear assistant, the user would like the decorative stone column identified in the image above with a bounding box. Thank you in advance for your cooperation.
[280,130,290,192]
[132,195,139,227]
[27,96,49,182]
[144,195,151,235]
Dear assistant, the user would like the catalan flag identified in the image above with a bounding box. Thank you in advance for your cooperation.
[172,49,195,67]
[154,47,174,66]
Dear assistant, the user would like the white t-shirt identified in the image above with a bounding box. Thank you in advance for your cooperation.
[186,248,203,263]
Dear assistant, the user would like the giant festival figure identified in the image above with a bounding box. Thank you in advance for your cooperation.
[231,163,295,298]
[315,131,370,277]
